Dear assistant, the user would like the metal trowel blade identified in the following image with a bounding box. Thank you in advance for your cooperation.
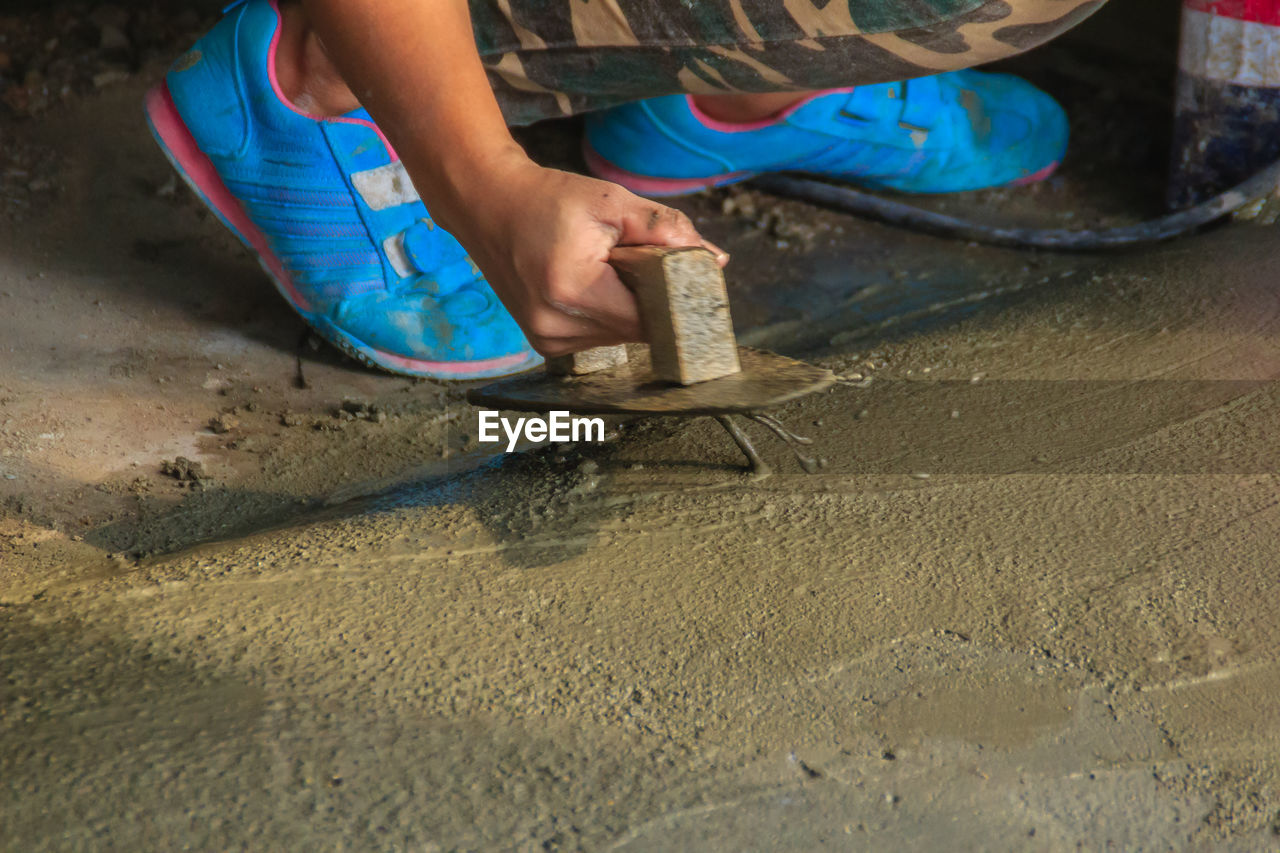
[466,347,834,416]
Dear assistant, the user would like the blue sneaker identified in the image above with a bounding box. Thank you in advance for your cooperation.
[584,71,1067,197]
[144,0,539,379]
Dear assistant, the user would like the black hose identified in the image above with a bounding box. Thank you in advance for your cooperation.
[749,156,1280,251]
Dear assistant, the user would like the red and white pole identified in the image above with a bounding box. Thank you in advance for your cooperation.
[1170,0,1280,207]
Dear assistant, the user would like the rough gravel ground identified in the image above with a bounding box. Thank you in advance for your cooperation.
[7,2,1280,851]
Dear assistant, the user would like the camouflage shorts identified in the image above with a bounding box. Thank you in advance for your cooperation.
[471,0,1105,125]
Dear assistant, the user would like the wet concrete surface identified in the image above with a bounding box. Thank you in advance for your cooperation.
[6,2,1280,850]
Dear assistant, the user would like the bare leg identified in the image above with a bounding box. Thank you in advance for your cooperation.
[273,2,359,116]
[692,91,815,123]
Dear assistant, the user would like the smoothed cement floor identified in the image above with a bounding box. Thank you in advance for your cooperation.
[5,5,1280,850]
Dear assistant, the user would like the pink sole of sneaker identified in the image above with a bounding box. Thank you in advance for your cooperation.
[585,140,1062,197]
[1009,160,1060,187]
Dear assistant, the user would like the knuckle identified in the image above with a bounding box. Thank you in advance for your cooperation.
[654,208,698,241]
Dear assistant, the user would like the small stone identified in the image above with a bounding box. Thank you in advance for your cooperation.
[720,190,757,219]
[160,456,209,481]
[92,70,130,89]
[209,413,239,434]
[279,412,304,427]
[770,218,820,251]
[339,399,383,421]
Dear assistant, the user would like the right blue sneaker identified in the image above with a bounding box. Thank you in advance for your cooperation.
[584,71,1067,197]
[144,0,539,380]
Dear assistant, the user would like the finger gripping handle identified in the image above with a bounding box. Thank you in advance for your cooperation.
[547,246,740,385]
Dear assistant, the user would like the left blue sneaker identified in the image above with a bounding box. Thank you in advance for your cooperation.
[144,0,539,380]
[584,70,1067,197]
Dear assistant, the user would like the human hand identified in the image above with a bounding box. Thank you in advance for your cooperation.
[304,0,724,357]
[442,155,728,357]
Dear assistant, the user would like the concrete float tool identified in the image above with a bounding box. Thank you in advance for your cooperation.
[467,246,835,476]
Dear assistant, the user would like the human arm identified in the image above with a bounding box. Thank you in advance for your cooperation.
[299,0,727,356]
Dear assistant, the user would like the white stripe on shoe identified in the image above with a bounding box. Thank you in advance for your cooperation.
[382,232,415,278]
[351,161,420,211]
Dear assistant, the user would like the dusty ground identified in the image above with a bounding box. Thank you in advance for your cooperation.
[6,1,1280,850]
